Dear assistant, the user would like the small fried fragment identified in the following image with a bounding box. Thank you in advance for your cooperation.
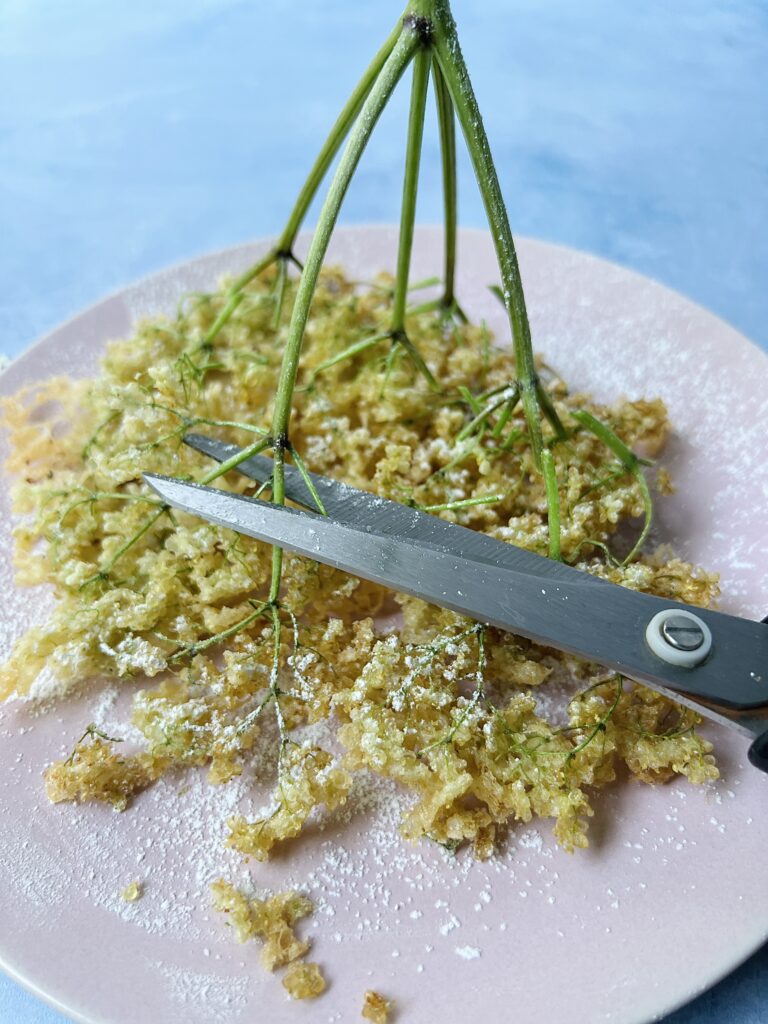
[282,961,326,1000]
[362,989,392,1022]
[45,735,162,811]
[121,881,142,902]
[210,879,313,971]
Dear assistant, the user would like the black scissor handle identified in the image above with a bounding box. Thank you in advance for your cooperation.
[751,614,768,771]
[748,730,768,773]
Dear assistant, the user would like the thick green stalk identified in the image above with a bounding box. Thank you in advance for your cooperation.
[392,46,432,333]
[432,61,460,313]
[268,26,420,599]
[430,10,544,466]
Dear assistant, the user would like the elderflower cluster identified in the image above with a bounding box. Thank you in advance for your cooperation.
[1,262,719,868]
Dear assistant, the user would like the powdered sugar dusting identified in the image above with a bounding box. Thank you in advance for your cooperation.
[155,960,249,1022]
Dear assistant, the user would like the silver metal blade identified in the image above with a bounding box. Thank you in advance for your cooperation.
[144,473,768,733]
[183,432,601,582]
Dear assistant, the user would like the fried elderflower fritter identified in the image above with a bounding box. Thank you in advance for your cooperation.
[2,263,719,862]
[210,879,313,971]
[282,962,327,1000]
[121,881,142,902]
[362,989,392,1022]
[44,727,165,811]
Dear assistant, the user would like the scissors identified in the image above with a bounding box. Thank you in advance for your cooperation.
[144,432,768,774]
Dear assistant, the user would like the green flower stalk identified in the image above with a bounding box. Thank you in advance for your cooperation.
[227,0,583,615]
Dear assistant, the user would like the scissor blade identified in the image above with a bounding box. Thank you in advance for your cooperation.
[183,432,600,583]
[143,473,768,725]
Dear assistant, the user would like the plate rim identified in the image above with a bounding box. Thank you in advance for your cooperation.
[3,224,766,385]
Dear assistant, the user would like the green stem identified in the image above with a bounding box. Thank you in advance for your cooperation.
[268,603,288,763]
[541,448,562,561]
[431,14,543,466]
[199,250,275,350]
[432,60,462,316]
[456,393,507,442]
[565,677,623,764]
[271,257,288,330]
[300,331,390,390]
[268,26,420,598]
[491,394,515,438]
[392,46,432,333]
[289,446,327,515]
[570,409,653,564]
[58,491,162,526]
[81,506,168,588]
[169,600,270,662]
[536,380,565,438]
[457,384,482,415]
[199,435,272,485]
[418,493,502,513]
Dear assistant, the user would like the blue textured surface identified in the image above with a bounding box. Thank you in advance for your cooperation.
[1,1,766,1021]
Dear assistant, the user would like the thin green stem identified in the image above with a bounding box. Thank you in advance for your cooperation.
[491,395,514,438]
[271,257,288,331]
[456,384,519,442]
[388,42,439,389]
[80,506,168,588]
[432,60,463,318]
[535,380,565,439]
[566,536,621,568]
[541,448,562,561]
[188,417,267,436]
[457,384,482,415]
[199,436,272,485]
[299,331,389,390]
[565,676,623,764]
[417,493,502,513]
[57,491,163,526]
[431,15,543,466]
[289,446,327,516]
[267,27,420,598]
[570,410,653,564]
[268,603,288,767]
[456,394,507,442]
[198,250,275,350]
[168,600,270,662]
[392,47,432,333]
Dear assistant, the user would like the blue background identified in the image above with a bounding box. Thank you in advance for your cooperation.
[1,1,766,1021]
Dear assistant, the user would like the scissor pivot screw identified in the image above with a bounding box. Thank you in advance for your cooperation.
[645,609,712,668]
[661,614,705,650]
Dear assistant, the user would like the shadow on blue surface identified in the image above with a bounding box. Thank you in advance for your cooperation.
[665,942,768,1023]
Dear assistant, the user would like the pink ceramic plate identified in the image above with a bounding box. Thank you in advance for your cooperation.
[1,226,767,1024]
